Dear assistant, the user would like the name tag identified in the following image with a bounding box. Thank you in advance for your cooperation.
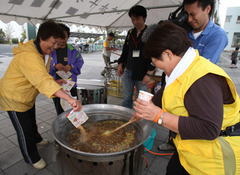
[132,50,140,58]
[64,57,68,62]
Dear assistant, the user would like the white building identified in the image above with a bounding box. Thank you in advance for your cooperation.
[223,7,240,51]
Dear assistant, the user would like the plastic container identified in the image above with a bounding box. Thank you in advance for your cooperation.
[143,128,156,152]
[138,90,154,102]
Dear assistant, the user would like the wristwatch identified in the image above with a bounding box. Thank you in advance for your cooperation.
[158,112,165,125]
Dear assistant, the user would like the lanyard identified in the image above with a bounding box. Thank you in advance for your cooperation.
[131,34,142,48]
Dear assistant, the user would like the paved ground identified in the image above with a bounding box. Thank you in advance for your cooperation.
[0,49,238,175]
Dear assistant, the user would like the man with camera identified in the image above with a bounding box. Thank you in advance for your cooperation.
[184,0,228,64]
[158,0,228,151]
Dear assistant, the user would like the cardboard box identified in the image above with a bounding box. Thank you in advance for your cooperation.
[108,79,156,99]
[147,79,156,93]
[107,80,123,98]
[132,79,156,100]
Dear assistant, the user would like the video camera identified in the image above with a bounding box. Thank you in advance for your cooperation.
[142,5,192,43]
[164,5,192,33]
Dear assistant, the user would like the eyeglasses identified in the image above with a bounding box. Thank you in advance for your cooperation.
[151,62,155,66]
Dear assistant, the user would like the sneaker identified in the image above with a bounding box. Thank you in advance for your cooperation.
[158,143,175,151]
[37,139,49,146]
[33,158,46,169]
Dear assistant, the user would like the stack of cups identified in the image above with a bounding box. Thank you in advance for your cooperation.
[138,90,154,102]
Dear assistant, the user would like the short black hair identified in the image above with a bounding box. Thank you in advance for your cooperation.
[58,23,70,38]
[37,20,65,42]
[108,32,115,38]
[183,0,215,17]
[128,5,147,18]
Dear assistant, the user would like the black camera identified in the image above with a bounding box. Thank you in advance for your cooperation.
[142,5,192,43]
[166,5,192,33]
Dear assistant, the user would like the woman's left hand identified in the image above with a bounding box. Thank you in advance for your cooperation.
[133,98,161,122]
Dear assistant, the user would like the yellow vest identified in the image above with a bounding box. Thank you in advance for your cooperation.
[0,40,61,112]
[162,51,240,175]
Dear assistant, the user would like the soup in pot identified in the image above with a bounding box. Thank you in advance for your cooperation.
[66,119,137,153]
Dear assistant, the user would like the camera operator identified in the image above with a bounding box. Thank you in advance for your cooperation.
[158,0,229,152]
[184,0,228,64]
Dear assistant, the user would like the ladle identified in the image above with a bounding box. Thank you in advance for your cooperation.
[102,118,137,136]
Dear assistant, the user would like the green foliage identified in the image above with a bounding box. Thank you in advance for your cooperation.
[11,38,19,44]
[105,30,122,41]
[21,26,26,41]
[0,28,6,43]
[88,39,94,43]
[112,30,121,40]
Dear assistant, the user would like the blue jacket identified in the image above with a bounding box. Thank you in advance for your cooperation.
[50,44,84,88]
[188,18,228,64]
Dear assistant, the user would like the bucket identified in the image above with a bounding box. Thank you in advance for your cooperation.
[77,85,107,105]
[143,128,156,152]
[77,79,107,105]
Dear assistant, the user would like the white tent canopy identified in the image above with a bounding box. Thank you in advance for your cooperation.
[0,0,183,31]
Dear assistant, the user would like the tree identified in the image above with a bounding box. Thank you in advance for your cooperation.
[4,23,14,44]
[0,28,6,43]
[21,26,26,42]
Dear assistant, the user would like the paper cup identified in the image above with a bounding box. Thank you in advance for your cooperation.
[138,90,154,102]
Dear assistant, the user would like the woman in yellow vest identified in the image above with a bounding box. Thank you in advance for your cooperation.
[133,22,240,175]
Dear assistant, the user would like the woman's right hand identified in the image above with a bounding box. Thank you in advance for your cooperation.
[67,98,82,112]
[54,89,82,112]
[130,112,141,122]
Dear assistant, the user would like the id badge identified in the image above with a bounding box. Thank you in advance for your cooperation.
[64,57,68,62]
[132,50,140,58]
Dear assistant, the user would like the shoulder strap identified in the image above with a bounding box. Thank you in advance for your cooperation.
[126,28,133,45]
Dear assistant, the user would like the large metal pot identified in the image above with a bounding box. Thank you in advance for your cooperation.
[52,104,152,175]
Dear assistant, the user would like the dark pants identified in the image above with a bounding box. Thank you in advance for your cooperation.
[8,105,42,164]
[166,151,189,175]
[53,87,78,116]
[231,59,236,65]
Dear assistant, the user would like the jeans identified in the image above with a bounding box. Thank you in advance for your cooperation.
[122,69,147,109]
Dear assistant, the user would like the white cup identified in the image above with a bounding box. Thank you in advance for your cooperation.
[138,90,154,102]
